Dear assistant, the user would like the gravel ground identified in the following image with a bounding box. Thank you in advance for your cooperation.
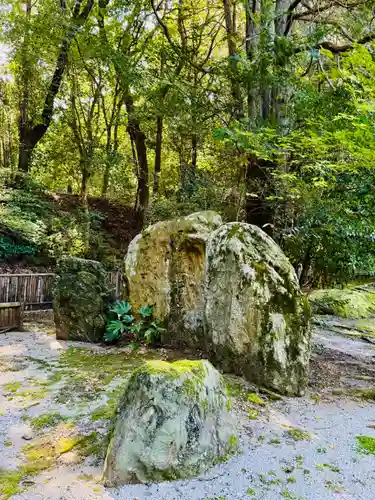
[1,319,375,500]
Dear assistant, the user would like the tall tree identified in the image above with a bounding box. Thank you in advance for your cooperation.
[97,0,153,221]
[15,0,94,174]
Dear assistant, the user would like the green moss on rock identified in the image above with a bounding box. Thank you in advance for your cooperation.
[125,211,222,348]
[53,257,114,342]
[310,288,375,319]
[204,222,311,396]
[103,359,235,486]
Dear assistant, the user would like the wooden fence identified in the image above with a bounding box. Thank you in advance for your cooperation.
[0,302,23,332]
[0,271,123,311]
[108,271,124,301]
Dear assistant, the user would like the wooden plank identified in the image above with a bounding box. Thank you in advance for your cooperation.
[0,271,119,308]
[0,302,22,330]
[5,275,9,303]
[0,273,55,277]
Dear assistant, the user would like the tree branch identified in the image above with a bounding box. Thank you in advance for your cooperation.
[295,32,375,54]
[150,0,210,74]
[284,0,303,36]
[35,0,94,143]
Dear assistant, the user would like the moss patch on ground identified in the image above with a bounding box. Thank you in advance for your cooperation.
[1,417,108,495]
[286,428,312,441]
[91,383,128,422]
[355,320,375,335]
[351,388,375,401]
[30,412,68,431]
[247,393,266,406]
[51,347,147,404]
[14,388,48,402]
[3,382,22,393]
[20,426,107,477]
[0,468,22,499]
[356,435,375,455]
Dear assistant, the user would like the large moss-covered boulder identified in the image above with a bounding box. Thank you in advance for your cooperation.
[103,359,235,486]
[53,257,114,342]
[310,288,375,318]
[204,223,311,396]
[125,211,222,347]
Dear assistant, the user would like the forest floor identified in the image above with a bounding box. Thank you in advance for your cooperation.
[1,316,375,500]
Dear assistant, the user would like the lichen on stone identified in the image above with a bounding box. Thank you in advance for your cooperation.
[53,256,114,342]
[124,211,223,348]
[204,222,311,396]
[103,358,235,486]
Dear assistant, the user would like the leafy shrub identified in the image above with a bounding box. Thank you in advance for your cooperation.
[0,187,120,264]
[145,174,229,226]
[279,173,375,287]
[104,301,165,345]
[0,236,36,260]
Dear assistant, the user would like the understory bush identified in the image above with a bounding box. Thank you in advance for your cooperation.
[279,173,375,287]
[145,175,232,225]
[0,185,122,266]
[0,235,36,261]
[104,301,165,345]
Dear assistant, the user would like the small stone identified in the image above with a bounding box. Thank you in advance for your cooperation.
[59,451,81,465]
[21,480,35,486]
[22,431,34,440]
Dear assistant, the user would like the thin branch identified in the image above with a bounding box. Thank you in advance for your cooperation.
[295,32,375,54]
[150,0,210,74]
[318,57,335,89]
[284,0,303,36]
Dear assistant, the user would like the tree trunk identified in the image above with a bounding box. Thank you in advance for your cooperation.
[223,0,243,119]
[245,156,275,233]
[101,142,112,197]
[190,132,197,190]
[101,163,110,197]
[134,130,149,217]
[153,115,163,196]
[245,0,261,121]
[125,93,149,222]
[18,140,33,173]
[80,162,89,203]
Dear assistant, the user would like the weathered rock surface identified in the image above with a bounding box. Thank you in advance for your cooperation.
[310,288,375,318]
[103,359,235,485]
[125,211,222,347]
[204,223,311,396]
[53,257,114,342]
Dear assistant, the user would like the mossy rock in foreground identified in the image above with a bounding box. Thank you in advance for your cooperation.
[310,289,375,319]
[103,359,236,486]
[53,257,114,342]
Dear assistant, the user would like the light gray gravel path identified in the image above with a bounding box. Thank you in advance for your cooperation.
[113,398,375,500]
[1,319,375,500]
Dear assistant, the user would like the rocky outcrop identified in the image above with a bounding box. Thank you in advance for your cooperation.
[125,211,222,348]
[124,214,311,395]
[53,257,114,342]
[310,288,375,318]
[103,359,235,485]
[204,223,311,396]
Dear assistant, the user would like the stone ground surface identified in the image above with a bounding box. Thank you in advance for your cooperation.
[0,315,375,500]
